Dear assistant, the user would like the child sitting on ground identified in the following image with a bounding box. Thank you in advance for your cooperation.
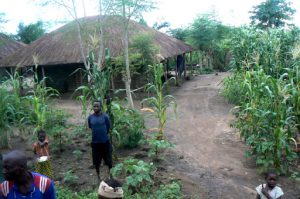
[256,171,283,199]
[98,178,123,199]
[33,129,53,179]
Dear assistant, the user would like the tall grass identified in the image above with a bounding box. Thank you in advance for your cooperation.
[74,52,111,118]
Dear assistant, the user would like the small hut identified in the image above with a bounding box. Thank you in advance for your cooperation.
[0,33,26,79]
[0,16,193,92]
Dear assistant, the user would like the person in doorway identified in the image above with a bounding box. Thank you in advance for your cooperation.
[0,150,56,199]
[88,100,112,180]
[33,130,53,179]
[256,171,283,199]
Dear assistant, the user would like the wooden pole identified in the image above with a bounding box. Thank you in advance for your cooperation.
[164,60,167,82]
[183,53,186,79]
[175,57,178,86]
[166,59,169,74]
[41,66,46,87]
[190,51,192,76]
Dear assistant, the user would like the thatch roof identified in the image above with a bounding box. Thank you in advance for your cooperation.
[0,15,193,67]
[0,33,26,60]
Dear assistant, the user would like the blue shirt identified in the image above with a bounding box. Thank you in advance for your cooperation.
[0,172,56,199]
[88,113,110,143]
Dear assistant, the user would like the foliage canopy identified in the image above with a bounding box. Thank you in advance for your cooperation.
[250,0,296,29]
[16,21,46,44]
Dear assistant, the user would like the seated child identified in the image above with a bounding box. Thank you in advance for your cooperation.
[256,171,283,199]
[98,178,123,199]
[33,130,53,179]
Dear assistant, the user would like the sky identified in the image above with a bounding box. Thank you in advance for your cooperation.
[0,0,299,34]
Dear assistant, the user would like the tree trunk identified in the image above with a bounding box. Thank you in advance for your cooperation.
[71,0,87,69]
[97,0,105,69]
[190,51,192,75]
[122,1,134,108]
[41,66,46,87]
[175,57,178,86]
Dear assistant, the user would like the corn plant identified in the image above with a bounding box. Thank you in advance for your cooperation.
[223,28,300,174]
[74,52,112,119]
[141,64,176,139]
[0,88,16,148]
[25,65,59,133]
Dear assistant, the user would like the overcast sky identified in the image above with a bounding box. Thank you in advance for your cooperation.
[0,0,299,34]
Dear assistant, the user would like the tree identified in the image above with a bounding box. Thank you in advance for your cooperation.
[188,13,232,70]
[250,0,296,29]
[168,28,188,41]
[16,21,46,44]
[104,0,155,108]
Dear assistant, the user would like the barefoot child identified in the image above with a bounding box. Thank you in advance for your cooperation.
[33,130,53,179]
[256,171,283,199]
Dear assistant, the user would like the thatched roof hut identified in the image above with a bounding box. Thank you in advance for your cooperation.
[0,15,193,67]
[0,33,26,60]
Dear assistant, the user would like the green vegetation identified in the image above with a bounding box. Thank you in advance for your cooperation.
[250,0,295,29]
[16,21,46,44]
[222,27,300,174]
[111,158,182,198]
[142,64,176,139]
[56,186,97,199]
[63,170,79,186]
[110,101,145,148]
[74,52,112,119]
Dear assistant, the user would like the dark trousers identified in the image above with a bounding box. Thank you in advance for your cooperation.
[91,141,112,173]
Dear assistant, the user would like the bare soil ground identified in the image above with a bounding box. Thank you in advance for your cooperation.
[2,73,299,198]
[157,73,300,198]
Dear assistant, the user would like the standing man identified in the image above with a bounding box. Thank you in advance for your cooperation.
[88,100,112,180]
[0,150,56,199]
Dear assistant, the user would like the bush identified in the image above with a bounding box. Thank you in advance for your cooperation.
[111,159,156,194]
[111,158,182,198]
[153,181,182,199]
[111,102,144,148]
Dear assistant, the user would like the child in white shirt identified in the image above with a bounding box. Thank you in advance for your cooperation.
[256,171,283,199]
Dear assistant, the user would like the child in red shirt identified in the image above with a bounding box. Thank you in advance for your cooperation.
[33,130,53,179]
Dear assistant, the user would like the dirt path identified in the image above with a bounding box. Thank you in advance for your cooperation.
[157,73,300,199]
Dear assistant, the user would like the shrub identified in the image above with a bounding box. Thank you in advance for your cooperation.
[111,159,156,194]
[111,102,144,148]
